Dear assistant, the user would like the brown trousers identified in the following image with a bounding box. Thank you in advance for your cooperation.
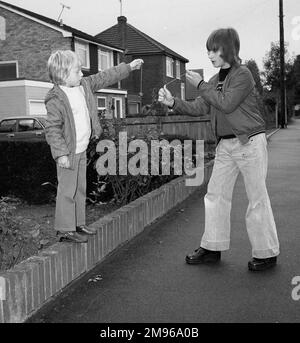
[54,151,87,232]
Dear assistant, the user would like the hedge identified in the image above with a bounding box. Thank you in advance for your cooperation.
[0,141,57,204]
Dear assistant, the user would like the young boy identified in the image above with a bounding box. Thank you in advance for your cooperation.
[45,50,143,243]
[158,28,280,271]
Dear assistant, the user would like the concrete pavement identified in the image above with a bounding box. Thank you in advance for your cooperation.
[27,118,300,323]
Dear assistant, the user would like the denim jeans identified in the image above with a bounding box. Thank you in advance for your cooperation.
[200,133,280,258]
[54,151,87,232]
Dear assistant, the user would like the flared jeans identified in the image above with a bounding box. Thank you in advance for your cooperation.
[200,133,280,258]
[54,151,87,232]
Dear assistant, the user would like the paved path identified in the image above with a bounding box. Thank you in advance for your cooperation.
[28,119,300,323]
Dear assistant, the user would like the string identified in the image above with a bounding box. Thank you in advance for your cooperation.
[164,72,187,87]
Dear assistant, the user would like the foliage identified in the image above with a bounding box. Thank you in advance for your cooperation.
[141,88,169,116]
[262,41,294,92]
[0,141,57,204]
[87,117,214,206]
[261,41,296,122]
[292,55,300,105]
[244,59,276,129]
[0,197,47,271]
[244,59,263,95]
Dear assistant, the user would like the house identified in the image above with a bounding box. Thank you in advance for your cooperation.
[95,16,189,114]
[185,69,204,101]
[0,1,130,119]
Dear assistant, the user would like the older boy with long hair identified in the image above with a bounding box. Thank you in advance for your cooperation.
[158,28,279,271]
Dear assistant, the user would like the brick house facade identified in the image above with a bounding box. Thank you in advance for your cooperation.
[95,16,189,112]
[0,1,131,119]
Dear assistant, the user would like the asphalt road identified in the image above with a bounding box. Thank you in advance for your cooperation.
[27,118,300,323]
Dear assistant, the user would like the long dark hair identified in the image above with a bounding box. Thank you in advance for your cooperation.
[206,28,242,66]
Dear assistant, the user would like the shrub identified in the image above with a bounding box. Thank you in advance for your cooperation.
[0,141,57,204]
[0,120,215,205]
[0,197,42,270]
[87,122,213,205]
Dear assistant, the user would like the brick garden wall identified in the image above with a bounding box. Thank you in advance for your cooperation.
[0,162,214,323]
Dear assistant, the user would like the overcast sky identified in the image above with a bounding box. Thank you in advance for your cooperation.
[4,0,300,79]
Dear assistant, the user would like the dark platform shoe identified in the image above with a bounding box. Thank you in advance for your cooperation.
[248,256,277,271]
[185,247,221,264]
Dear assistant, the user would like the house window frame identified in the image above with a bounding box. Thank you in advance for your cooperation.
[112,97,124,119]
[74,39,90,69]
[98,48,113,71]
[166,56,174,78]
[28,99,47,115]
[97,96,107,110]
[181,82,185,100]
[0,15,6,40]
[0,60,19,80]
[128,102,141,115]
[176,60,181,79]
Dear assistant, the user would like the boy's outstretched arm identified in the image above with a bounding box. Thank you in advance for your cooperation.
[84,59,144,93]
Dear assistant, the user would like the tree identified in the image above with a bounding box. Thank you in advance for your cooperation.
[244,59,263,95]
[262,41,295,121]
[244,59,275,128]
[292,55,300,105]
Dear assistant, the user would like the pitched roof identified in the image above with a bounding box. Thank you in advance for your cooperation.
[0,0,123,51]
[95,20,189,63]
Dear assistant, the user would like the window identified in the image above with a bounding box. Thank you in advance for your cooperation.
[181,83,185,100]
[0,119,17,133]
[29,100,47,115]
[75,40,90,69]
[0,16,6,40]
[176,60,180,79]
[17,119,42,132]
[166,57,174,77]
[97,97,107,110]
[0,61,18,81]
[98,49,113,71]
[128,102,140,115]
[18,119,38,132]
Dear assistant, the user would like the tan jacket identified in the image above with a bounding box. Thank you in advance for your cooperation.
[173,65,265,144]
[44,63,131,169]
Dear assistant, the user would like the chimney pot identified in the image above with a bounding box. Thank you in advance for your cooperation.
[118,16,127,23]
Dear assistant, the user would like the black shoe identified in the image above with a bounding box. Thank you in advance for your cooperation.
[185,247,221,264]
[76,225,97,235]
[248,256,277,271]
[58,231,88,243]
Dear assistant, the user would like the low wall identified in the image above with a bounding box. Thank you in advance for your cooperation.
[0,161,214,323]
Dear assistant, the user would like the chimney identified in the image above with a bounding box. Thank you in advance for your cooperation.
[117,16,127,51]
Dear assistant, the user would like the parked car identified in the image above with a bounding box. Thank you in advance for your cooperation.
[0,116,47,142]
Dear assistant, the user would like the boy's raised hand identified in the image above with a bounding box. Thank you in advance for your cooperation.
[158,85,174,107]
[130,59,144,70]
[57,155,70,169]
[186,70,203,87]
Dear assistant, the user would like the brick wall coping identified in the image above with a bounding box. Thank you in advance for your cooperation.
[0,161,214,323]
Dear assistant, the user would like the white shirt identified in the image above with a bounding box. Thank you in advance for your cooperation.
[60,85,91,154]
